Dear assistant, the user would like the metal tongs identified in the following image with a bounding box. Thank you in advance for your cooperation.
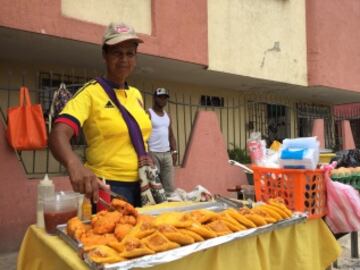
[228,160,253,174]
[97,188,128,211]
[103,188,128,202]
[215,194,246,209]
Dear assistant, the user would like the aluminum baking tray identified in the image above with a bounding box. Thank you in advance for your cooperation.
[137,201,230,216]
[57,205,307,270]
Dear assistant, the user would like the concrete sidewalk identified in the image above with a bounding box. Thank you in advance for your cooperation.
[1,233,359,269]
[337,234,360,269]
[0,251,16,270]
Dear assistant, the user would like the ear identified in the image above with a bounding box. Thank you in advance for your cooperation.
[102,49,107,60]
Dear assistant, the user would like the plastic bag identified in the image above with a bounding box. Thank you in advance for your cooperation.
[168,186,213,202]
[331,149,360,168]
[186,185,213,202]
[324,162,360,233]
[247,132,266,165]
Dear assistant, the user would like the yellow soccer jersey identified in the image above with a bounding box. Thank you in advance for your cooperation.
[56,79,152,182]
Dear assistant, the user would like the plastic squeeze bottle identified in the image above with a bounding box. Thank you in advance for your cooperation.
[36,174,55,228]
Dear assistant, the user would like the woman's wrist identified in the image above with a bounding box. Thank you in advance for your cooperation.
[171,150,178,154]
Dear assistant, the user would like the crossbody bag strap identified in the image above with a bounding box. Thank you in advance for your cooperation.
[96,77,146,157]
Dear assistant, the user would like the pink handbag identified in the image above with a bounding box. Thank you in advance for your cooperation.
[324,162,360,233]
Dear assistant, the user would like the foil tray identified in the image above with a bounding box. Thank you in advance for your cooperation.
[56,202,307,270]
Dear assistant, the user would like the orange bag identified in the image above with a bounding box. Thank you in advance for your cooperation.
[7,86,48,150]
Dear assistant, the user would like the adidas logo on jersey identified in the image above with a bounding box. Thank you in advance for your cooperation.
[105,101,114,108]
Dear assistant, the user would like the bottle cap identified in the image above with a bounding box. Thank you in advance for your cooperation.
[40,174,53,185]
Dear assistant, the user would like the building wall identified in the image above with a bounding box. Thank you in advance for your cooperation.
[61,0,152,35]
[0,0,208,66]
[208,0,307,86]
[306,0,360,92]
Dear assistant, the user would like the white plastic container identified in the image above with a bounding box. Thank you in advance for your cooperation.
[36,174,55,228]
[279,137,320,170]
[43,192,79,234]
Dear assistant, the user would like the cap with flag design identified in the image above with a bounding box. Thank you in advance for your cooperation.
[103,22,143,46]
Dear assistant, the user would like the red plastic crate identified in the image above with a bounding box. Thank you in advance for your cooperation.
[253,166,327,219]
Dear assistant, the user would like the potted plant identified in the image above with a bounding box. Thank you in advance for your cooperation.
[227,145,253,185]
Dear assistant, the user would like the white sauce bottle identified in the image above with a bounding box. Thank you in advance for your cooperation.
[36,174,55,228]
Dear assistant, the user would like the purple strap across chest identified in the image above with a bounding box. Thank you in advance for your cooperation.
[96,77,146,157]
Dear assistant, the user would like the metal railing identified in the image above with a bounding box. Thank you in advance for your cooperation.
[0,78,338,177]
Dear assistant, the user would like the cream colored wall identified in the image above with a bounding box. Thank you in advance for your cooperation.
[208,0,307,86]
[61,0,151,34]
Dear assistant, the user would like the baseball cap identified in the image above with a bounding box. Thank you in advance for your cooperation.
[103,22,144,46]
[154,88,169,97]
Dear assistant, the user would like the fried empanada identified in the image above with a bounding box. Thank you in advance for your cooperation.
[154,212,193,228]
[137,214,156,224]
[91,210,122,234]
[142,231,180,252]
[218,211,241,226]
[187,222,216,239]
[158,224,194,245]
[178,228,204,242]
[118,215,137,226]
[108,237,154,258]
[114,223,134,241]
[189,209,218,224]
[221,219,246,232]
[67,216,89,240]
[86,245,124,264]
[80,231,118,247]
[226,208,257,228]
[238,208,267,227]
[127,221,156,239]
[206,220,232,236]
[252,208,277,223]
[111,199,138,217]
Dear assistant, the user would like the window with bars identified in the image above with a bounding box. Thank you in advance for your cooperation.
[246,101,290,146]
[38,72,91,116]
[200,95,224,107]
[38,72,92,146]
[296,103,335,149]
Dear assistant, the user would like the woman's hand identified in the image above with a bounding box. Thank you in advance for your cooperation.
[67,160,100,202]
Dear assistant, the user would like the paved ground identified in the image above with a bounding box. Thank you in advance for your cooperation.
[1,233,359,269]
[0,251,17,270]
[336,234,360,269]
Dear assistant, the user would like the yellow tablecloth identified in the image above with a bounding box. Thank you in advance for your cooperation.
[17,218,340,270]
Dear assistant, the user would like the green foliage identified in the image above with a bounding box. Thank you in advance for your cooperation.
[227,145,251,164]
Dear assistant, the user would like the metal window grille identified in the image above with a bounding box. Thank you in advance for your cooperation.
[296,103,335,149]
[246,101,291,147]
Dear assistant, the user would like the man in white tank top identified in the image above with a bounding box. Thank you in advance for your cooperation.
[147,88,177,196]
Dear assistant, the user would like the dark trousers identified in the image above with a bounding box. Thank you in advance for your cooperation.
[92,180,141,213]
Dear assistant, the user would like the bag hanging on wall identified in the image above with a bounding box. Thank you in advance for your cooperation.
[48,83,73,132]
[7,86,48,150]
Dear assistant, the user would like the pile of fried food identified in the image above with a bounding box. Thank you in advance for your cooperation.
[67,198,292,264]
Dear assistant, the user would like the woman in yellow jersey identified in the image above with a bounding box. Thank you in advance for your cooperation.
[49,22,151,207]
